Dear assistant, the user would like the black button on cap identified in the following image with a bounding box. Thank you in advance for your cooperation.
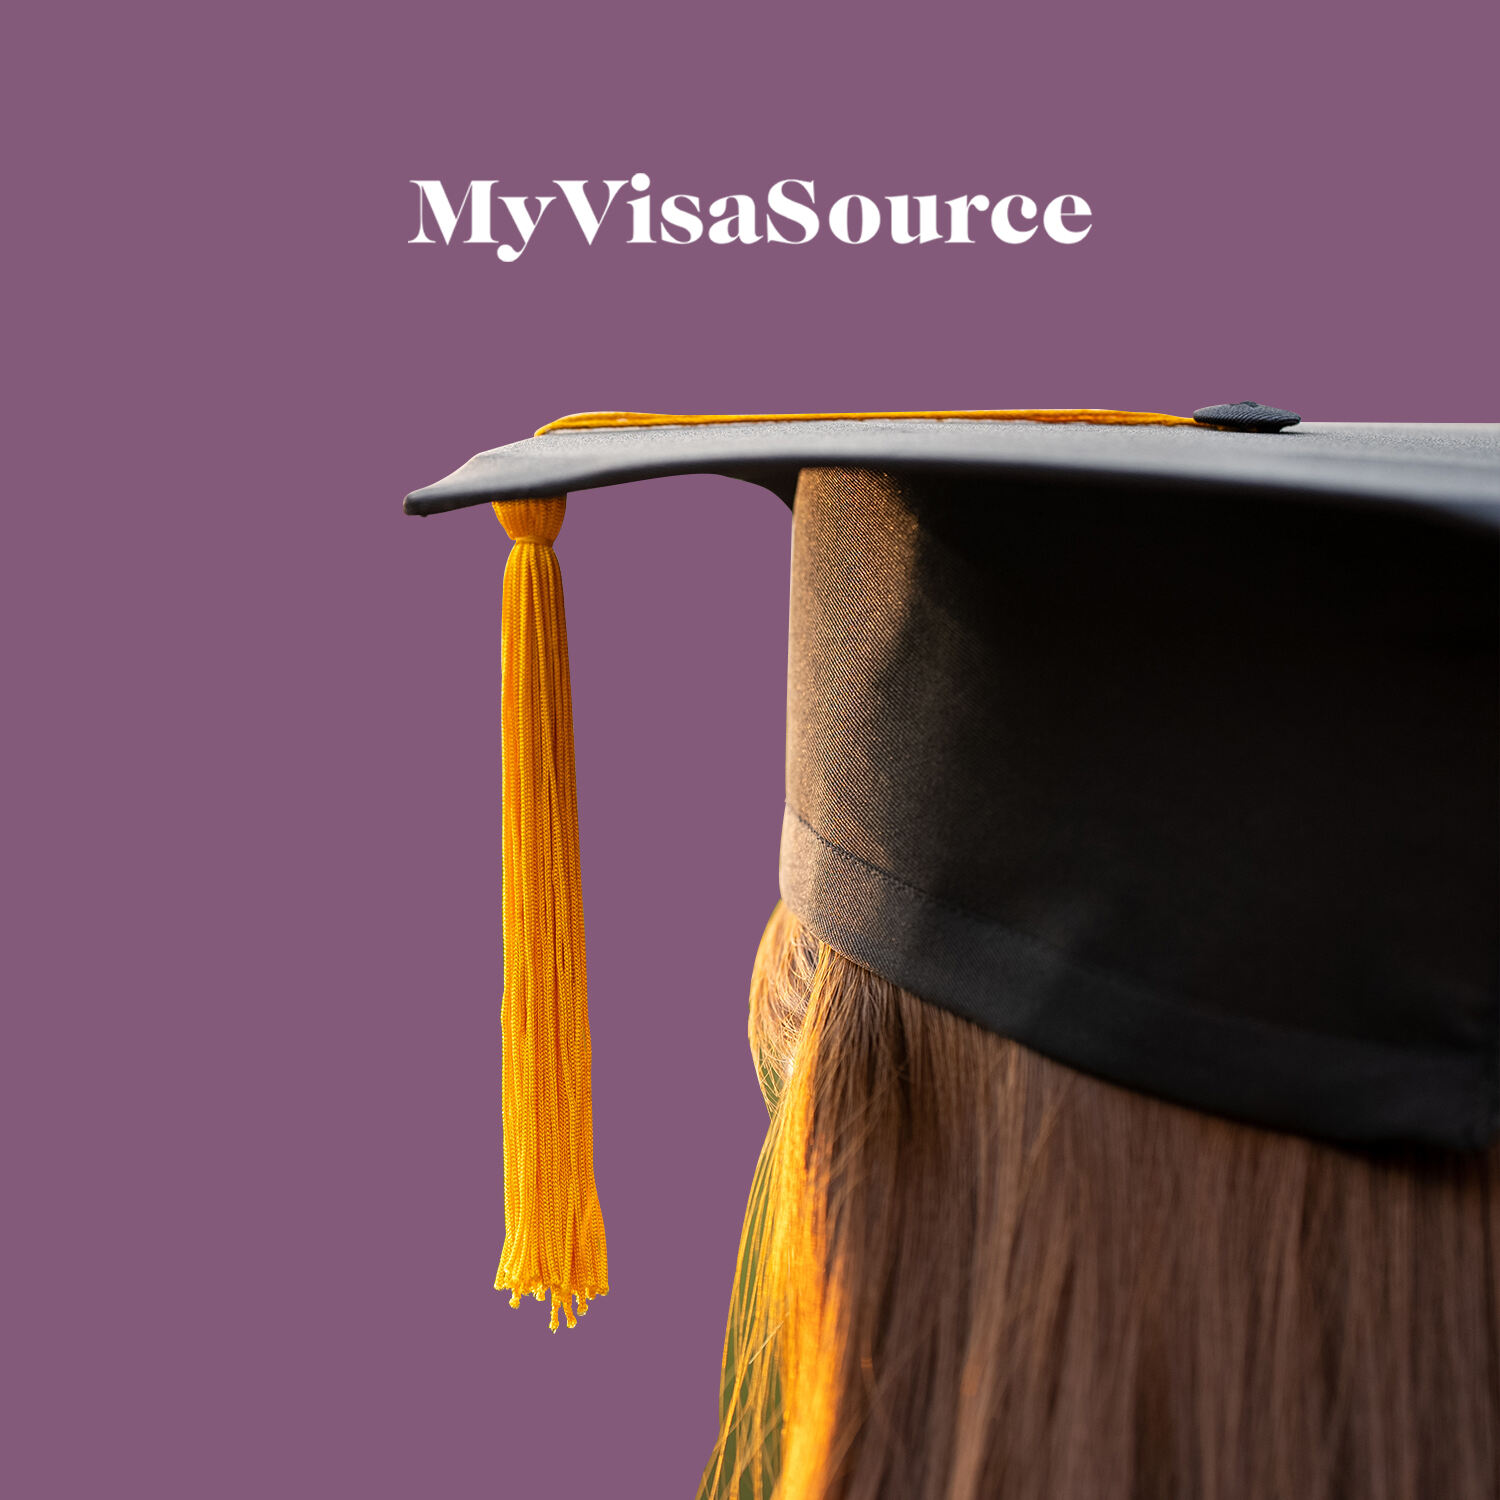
[1193,401,1301,432]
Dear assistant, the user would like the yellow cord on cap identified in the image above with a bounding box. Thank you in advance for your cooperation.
[493,495,607,1331]
[534,408,1196,435]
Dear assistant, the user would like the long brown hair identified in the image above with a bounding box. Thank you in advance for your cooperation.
[701,903,1500,1500]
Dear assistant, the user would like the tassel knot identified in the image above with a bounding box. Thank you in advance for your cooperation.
[497,495,566,546]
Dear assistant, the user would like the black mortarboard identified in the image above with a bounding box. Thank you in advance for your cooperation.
[406,408,1500,1324]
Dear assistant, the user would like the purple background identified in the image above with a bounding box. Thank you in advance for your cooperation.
[7,2,1496,1496]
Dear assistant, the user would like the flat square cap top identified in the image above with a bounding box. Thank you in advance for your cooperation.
[404,413,1500,527]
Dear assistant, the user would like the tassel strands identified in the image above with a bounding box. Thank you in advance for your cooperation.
[492,495,607,1331]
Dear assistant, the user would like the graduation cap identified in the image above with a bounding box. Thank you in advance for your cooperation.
[405,407,1500,1329]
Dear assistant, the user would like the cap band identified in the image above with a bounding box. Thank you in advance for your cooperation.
[779,465,1499,1148]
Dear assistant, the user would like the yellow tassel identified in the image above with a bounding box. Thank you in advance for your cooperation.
[492,495,607,1331]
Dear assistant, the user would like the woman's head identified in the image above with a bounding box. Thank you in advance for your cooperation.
[703,903,1500,1500]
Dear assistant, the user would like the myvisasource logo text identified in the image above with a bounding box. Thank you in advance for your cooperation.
[409,176,1093,262]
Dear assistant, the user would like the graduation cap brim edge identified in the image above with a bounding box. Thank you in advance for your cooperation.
[405,418,1500,530]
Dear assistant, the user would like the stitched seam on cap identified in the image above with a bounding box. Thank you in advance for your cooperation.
[783,800,1491,1067]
